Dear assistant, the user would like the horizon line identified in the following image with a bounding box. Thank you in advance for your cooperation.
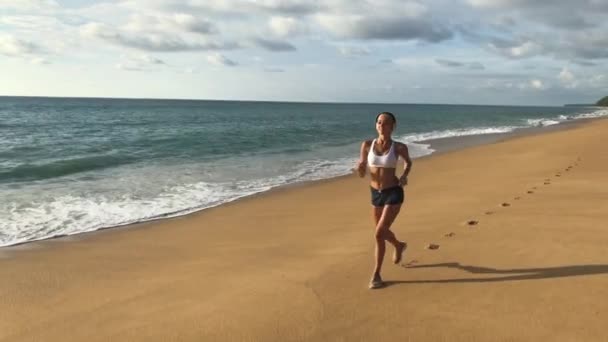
[0,94,589,108]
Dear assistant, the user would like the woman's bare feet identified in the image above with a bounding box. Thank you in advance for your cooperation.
[393,241,407,264]
[369,273,383,289]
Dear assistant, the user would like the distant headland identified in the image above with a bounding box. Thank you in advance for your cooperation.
[564,96,608,107]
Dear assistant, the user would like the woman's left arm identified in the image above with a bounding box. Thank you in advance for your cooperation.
[397,143,412,186]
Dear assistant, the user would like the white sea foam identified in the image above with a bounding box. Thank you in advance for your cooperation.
[526,118,561,127]
[399,126,518,143]
[572,108,608,119]
[0,157,358,247]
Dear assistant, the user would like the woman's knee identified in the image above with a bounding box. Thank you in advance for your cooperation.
[375,228,389,240]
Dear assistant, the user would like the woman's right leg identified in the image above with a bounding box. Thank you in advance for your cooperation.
[372,204,402,277]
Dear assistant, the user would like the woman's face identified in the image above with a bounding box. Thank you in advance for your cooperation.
[376,114,395,136]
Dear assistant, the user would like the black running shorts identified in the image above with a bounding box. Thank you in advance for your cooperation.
[370,186,404,207]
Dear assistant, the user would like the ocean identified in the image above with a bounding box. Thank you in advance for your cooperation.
[1,96,606,247]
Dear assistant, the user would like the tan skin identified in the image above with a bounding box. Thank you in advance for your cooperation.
[356,114,413,287]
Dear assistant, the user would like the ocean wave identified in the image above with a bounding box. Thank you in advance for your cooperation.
[0,154,136,183]
[0,157,357,247]
[526,118,561,127]
[572,108,608,119]
[399,126,518,143]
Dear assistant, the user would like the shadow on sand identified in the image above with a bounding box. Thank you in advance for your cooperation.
[383,262,608,286]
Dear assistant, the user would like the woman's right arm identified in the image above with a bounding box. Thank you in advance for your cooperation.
[356,140,371,177]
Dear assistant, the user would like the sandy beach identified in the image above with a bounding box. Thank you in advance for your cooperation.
[2,118,608,341]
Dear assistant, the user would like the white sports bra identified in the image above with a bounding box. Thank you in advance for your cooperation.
[367,139,398,168]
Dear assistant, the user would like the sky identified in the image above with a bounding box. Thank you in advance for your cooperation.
[0,0,607,105]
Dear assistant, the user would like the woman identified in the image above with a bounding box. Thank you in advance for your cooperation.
[356,112,412,289]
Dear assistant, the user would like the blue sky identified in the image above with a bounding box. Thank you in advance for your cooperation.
[1,0,606,105]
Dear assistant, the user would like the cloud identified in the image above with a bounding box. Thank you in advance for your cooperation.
[573,60,596,67]
[0,35,42,57]
[558,67,578,88]
[487,39,543,59]
[530,79,545,90]
[31,57,51,64]
[254,0,321,15]
[116,53,166,72]
[268,16,304,37]
[264,67,285,73]
[252,38,296,51]
[207,53,237,67]
[81,22,238,52]
[338,45,371,57]
[0,0,58,11]
[317,14,453,42]
[0,15,63,31]
[124,13,217,35]
[436,59,485,70]
[181,0,322,16]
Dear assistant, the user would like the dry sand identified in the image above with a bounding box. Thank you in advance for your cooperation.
[2,118,608,341]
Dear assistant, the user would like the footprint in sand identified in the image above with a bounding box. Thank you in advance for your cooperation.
[544,182,551,185]
[514,196,521,200]
[404,259,419,266]
[527,190,534,194]
[444,232,456,238]
[555,174,561,177]
[426,243,440,250]
[501,202,511,207]
[485,211,494,215]
[467,220,479,227]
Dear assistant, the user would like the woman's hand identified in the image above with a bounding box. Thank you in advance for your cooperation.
[356,161,367,178]
[399,175,408,187]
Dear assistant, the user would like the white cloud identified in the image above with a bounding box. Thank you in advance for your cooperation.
[0,15,62,31]
[0,35,41,57]
[124,13,216,35]
[558,67,574,82]
[268,16,303,37]
[338,45,370,57]
[487,40,542,59]
[207,53,237,67]
[80,22,238,52]
[0,0,58,11]
[31,57,50,64]
[530,79,544,90]
[466,0,512,8]
[115,53,166,72]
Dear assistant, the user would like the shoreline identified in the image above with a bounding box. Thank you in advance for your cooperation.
[1,115,606,251]
[3,116,608,341]
[419,115,602,156]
